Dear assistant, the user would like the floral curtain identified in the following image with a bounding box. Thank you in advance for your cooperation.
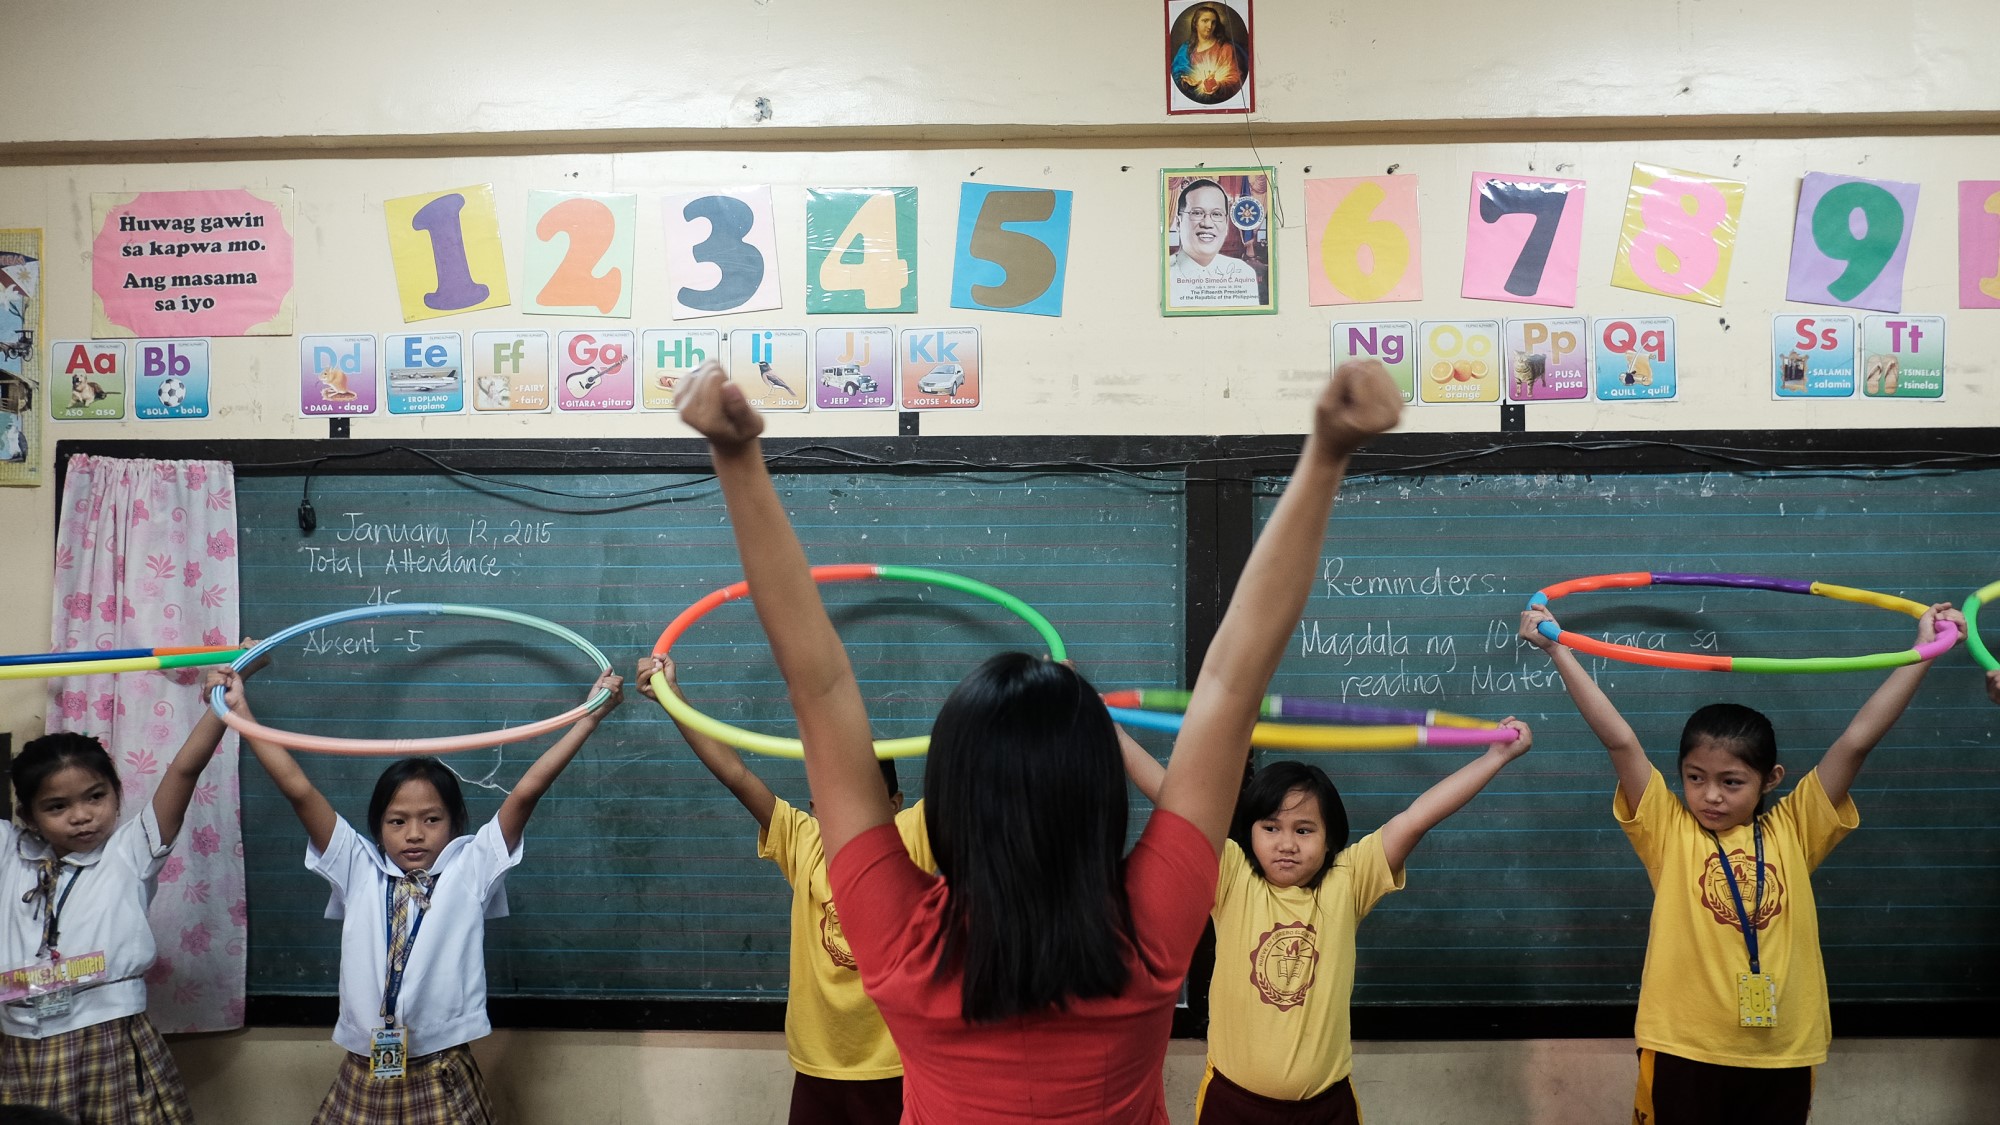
[46,455,244,1032]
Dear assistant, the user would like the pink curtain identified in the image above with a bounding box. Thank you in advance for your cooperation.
[46,455,245,1032]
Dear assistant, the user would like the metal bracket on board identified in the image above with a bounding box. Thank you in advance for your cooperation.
[329,418,351,439]
[1501,404,1525,432]
[899,412,919,436]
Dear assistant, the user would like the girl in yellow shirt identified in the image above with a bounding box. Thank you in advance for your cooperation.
[1121,723,1531,1124]
[1521,602,1958,1125]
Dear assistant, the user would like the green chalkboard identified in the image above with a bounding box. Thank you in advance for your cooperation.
[1252,469,2000,1006]
[234,467,1187,999]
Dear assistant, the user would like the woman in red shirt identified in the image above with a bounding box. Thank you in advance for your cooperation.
[674,358,1402,1123]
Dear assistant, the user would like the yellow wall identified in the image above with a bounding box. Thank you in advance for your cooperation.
[4,2,1998,1120]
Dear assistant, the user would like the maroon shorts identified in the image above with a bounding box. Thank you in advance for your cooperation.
[787,1072,903,1125]
[1635,1049,1813,1125]
[1197,1067,1361,1125]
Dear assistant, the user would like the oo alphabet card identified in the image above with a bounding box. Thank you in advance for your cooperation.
[468,330,551,413]
[639,329,719,411]
[1502,317,1588,403]
[1415,320,1501,404]
[49,341,128,421]
[384,332,464,415]
[1771,313,1855,399]
[299,334,378,416]
[813,328,896,411]
[725,329,808,411]
[900,327,981,410]
[1331,322,1415,404]
[556,329,635,412]
[134,339,210,420]
[664,187,782,320]
[1591,317,1677,401]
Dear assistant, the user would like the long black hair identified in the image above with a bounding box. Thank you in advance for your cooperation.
[10,732,120,821]
[1229,759,1350,888]
[925,653,1134,1023]
[366,757,469,844]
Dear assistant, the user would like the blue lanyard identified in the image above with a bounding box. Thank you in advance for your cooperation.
[44,868,84,957]
[1707,821,1765,974]
[380,876,432,1026]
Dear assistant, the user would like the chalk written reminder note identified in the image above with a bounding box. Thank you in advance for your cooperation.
[91,189,296,337]
[1786,172,1918,312]
[1462,174,1585,307]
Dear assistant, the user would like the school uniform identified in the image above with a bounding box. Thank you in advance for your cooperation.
[1619,766,1856,1125]
[0,806,192,1125]
[306,814,518,1125]
[1195,833,1403,1125]
[759,797,931,1124]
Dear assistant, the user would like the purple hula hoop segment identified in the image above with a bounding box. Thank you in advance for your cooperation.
[1529,571,1957,673]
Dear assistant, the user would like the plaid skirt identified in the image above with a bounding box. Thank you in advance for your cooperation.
[0,1013,193,1125]
[310,1044,497,1125]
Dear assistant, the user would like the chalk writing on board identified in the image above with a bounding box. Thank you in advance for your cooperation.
[1319,557,1503,598]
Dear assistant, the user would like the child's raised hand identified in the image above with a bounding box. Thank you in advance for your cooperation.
[678,361,764,453]
[587,670,625,717]
[206,667,251,714]
[1518,605,1560,652]
[1315,358,1403,458]
[1491,716,1533,762]
[237,636,273,678]
[1916,602,1962,648]
[634,655,679,702]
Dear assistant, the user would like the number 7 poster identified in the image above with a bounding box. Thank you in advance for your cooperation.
[1462,173,1586,307]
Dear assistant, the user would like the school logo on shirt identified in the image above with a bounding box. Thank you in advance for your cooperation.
[1248,921,1319,1011]
[1698,848,1786,931]
[819,900,857,970]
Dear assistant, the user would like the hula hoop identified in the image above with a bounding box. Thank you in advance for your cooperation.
[1964,580,2000,672]
[0,646,248,682]
[208,604,612,756]
[1529,572,1959,673]
[1106,706,1518,750]
[1101,688,1500,730]
[649,564,1067,760]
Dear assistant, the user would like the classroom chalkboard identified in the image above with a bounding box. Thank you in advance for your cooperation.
[1254,468,2000,1007]
[232,466,1188,1000]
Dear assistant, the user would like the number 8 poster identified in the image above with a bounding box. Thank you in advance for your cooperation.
[1610,163,1745,307]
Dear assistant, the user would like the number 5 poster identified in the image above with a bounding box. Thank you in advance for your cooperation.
[1462,173,1586,307]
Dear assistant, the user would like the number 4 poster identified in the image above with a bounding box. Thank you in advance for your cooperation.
[806,189,917,314]
[1462,173,1586,307]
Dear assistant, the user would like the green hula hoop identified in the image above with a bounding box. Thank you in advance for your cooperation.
[1966,580,2000,672]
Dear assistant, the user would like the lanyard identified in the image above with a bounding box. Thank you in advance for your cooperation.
[43,867,84,958]
[379,875,432,1027]
[1707,821,1765,974]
